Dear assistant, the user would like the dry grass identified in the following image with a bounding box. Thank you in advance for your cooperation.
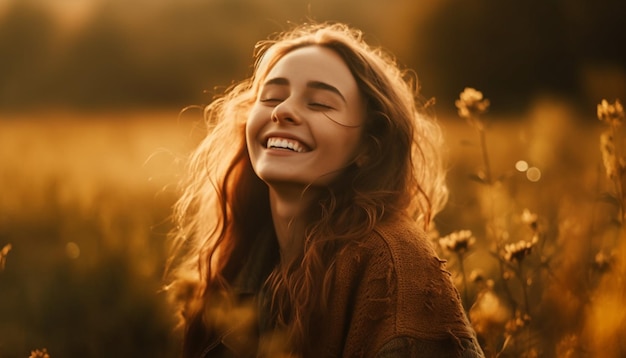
[436,93,625,357]
[0,98,624,357]
[0,109,201,357]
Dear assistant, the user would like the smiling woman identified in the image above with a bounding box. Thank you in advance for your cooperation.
[165,22,484,357]
[247,46,366,190]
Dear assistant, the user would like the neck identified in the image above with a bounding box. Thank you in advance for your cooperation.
[268,184,319,265]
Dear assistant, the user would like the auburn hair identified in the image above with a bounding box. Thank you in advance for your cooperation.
[165,22,448,355]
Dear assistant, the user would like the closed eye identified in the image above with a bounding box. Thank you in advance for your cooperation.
[309,102,334,110]
[259,98,283,106]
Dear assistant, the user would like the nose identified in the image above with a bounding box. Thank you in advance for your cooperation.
[271,99,301,125]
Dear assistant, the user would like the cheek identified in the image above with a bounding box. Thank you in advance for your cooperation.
[245,106,265,148]
[319,127,363,162]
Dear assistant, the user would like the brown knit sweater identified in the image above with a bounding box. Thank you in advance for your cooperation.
[307,216,483,357]
[191,216,484,357]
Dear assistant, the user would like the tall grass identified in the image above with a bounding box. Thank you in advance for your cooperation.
[436,92,626,357]
[0,110,200,357]
[0,97,624,357]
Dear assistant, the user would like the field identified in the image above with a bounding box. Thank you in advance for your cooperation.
[0,110,199,357]
[1,97,625,357]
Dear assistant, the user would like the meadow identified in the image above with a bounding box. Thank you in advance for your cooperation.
[0,110,200,357]
[0,95,625,357]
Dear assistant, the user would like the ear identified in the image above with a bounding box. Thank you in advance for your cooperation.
[355,153,369,167]
[355,136,375,167]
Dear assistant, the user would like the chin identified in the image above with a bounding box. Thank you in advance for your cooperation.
[259,174,333,190]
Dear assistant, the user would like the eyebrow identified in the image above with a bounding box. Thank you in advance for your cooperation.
[263,77,347,103]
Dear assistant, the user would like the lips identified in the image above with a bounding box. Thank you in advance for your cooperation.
[266,137,309,153]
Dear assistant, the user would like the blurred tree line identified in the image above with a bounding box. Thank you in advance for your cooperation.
[0,0,624,114]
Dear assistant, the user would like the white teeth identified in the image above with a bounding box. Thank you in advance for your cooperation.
[267,137,306,152]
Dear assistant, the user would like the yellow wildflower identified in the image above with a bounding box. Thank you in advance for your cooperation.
[455,87,490,125]
[593,251,612,272]
[597,99,624,127]
[29,348,50,358]
[439,230,476,255]
[503,238,536,262]
[520,209,538,231]
[505,310,531,334]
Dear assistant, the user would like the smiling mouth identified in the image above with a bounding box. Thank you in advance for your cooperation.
[266,137,308,153]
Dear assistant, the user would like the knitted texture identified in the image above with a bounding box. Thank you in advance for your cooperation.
[196,217,483,357]
[309,216,478,357]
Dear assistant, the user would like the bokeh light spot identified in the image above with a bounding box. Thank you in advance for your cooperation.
[526,167,541,182]
[515,160,529,172]
[65,242,80,259]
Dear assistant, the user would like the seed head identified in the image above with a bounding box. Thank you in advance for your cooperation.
[439,230,476,255]
[597,99,624,127]
[455,87,490,125]
[593,251,612,272]
[469,269,485,283]
[505,310,531,334]
[503,239,536,262]
[520,209,538,231]
[29,349,50,358]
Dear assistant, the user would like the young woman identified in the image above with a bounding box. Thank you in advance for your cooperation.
[166,22,484,357]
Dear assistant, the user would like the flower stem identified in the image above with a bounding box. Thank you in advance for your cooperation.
[516,262,530,317]
[611,124,624,224]
[457,252,469,309]
[478,127,493,184]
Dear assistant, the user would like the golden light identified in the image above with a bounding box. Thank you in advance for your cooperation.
[65,241,81,259]
[526,167,541,182]
[515,160,529,172]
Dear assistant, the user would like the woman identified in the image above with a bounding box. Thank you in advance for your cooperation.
[166,22,484,357]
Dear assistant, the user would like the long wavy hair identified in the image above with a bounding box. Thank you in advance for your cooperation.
[166,22,448,356]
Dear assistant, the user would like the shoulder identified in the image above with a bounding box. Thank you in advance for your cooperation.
[336,215,443,280]
[332,216,478,354]
[362,217,460,317]
[370,215,441,268]
[342,215,444,286]
[334,216,438,289]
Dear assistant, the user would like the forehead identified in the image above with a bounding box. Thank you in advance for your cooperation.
[264,46,359,94]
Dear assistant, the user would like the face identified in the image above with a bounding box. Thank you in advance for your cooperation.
[246,46,366,189]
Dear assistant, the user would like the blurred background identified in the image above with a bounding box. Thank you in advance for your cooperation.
[1,0,625,357]
[1,0,625,112]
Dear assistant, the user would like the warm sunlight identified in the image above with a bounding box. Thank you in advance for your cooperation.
[34,0,98,31]
[1,1,625,357]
